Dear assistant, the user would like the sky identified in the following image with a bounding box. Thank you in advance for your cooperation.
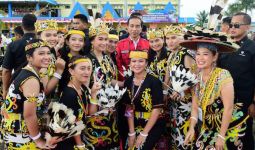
[180,0,255,21]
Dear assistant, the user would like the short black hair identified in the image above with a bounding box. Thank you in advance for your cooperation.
[131,12,142,17]
[127,16,143,27]
[233,12,251,25]
[74,14,88,24]
[109,29,118,35]
[14,26,24,36]
[222,17,232,25]
[22,14,37,31]
[119,30,127,36]
[142,25,147,32]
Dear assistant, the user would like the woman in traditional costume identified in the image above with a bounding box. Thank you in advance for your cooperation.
[83,22,121,150]
[106,30,119,66]
[147,29,169,83]
[183,35,245,149]
[1,39,58,149]
[53,55,101,150]
[35,20,64,59]
[86,22,118,86]
[164,25,197,150]
[58,30,85,93]
[124,51,165,150]
[35,20,66,102]
[146,28,170,149]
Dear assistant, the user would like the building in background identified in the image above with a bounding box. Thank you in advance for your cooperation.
[56,0,179,18]
[0,0,197,32]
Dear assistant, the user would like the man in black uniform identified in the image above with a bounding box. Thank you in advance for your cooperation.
[2,14,37,99]
[218,12,255,149]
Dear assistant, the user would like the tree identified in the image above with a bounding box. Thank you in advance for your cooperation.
[196,10,208,27]
[225,0,255,16]
[0,10,6,31]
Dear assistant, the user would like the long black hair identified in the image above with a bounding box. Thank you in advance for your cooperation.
[59,34,85,61]
[148,46,168,65]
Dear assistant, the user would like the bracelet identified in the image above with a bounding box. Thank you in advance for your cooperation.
[217,134,225,141]
[74,144,86,150]
[140,132,148,137]
[30,132,41,141]
[53,72,62,80]
[163,90,168,95]
[190,116,198,122]
[76,144,86,148]
[128,132,136,137]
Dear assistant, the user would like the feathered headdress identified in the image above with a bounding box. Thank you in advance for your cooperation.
[207,0,229,30]
[147,29,164,40]
[46,102,85,140]
[89,18,110,38]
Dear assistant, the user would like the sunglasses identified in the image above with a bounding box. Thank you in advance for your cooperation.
[229,23,248,29]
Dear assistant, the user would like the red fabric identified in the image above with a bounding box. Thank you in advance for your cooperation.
[116,37,149,81]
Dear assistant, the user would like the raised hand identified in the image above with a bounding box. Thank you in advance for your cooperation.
[55,58,66,74]
[91,74,103,96]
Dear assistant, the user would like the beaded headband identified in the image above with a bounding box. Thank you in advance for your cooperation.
[25,41,49,51]
[65,30,85,38]
[129,51,148,59]
[35,20,58,32]
[164,25,184,36]
[147,29,164,40]
[68,58,92,68]
[108,34,119,40]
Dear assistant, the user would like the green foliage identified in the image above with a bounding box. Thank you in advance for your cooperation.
[196,10,208,27]
[225,0,255,16]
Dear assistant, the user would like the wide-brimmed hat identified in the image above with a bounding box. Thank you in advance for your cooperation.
[180,37,238,53]
[181,26,239,53]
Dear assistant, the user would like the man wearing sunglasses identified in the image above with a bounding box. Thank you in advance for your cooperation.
[218,12,255,150]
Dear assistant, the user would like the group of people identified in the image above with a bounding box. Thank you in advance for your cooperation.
[0,11,254,150]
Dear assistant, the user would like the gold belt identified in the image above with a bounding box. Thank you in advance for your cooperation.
[3,113,21,121]
[135,112,151,120]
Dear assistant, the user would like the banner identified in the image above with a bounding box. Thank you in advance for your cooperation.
[142,13,177,23]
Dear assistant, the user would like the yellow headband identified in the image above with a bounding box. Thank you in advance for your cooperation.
[108,34,119,40]
[25,41,49,51]
[164,25,184,36]
[89,22,110,38]
[65,30,85,38]
[129,51,148,59]
[35,20,58,32]
[68,58,91,68]
[147,29,164,40]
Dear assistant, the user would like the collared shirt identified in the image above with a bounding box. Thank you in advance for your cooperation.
[130,37,140,50]
[3,33,36,71]
[218,36,255,108]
